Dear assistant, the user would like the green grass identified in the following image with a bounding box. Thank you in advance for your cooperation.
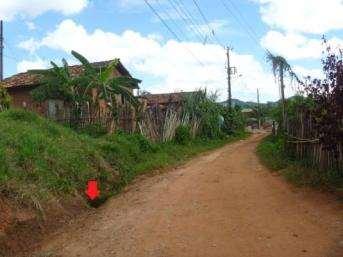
[0,110,118,209]
[257,135,343,192]
[0,109,248,211]
[98,131,247,188]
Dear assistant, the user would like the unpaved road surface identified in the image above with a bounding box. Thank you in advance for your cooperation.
[36,134,342,257]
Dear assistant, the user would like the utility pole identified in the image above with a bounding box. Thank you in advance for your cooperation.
[257,88,261,129]
[226,47,236,110]
[0,20,3,81]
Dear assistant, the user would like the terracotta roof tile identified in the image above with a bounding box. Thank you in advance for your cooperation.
[143,92,196,105]
[1,60,137,89]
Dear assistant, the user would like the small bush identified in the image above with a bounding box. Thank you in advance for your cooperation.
[78,123,108,137]
[174,125,191,145]
[257,136,288,170]
[257,135,343,191]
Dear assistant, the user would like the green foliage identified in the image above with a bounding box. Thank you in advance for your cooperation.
[257,135,343,191]
[0,109,118,208]
[99,131,247,186]
[30,59,88,104]
[183,90,224,139]
[78,123,108,138]
[0,109,248,211]
[257,135,288,170]
[174,125,191,145]
[70,51,140,118]
[30,51,140,121]
[266,52,300,84]
[221,107,246,134]
[0,85,10,111]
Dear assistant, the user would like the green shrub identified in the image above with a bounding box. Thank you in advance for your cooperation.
[174,125,191,145]
[257,135,343,191]
[0,109,248,212]
[78,123,108,137]
[222,107,246,135]
[0,109,118,208]
[257,135,288,170]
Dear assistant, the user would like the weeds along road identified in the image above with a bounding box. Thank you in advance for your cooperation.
[35,133,342,257]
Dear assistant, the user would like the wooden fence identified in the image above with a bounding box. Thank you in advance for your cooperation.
[285,110,343,172]
[50,103,135,134]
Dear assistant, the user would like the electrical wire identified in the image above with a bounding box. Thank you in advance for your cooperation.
[154,0,192,42]
[166,0,205,43]
[226,0,261,43]
[219,0,261,49]
[143,0,205,66]
[191,0,224,47]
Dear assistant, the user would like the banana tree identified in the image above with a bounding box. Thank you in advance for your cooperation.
[71,51,140,128]
[30,59,89,104]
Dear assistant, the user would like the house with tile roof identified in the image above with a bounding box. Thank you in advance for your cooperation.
[1,60,140,132]
[1,60,139,114]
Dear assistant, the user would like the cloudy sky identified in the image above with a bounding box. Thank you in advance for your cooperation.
[1,0,342,102]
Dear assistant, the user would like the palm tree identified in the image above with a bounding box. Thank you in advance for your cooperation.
[266,52,300,129]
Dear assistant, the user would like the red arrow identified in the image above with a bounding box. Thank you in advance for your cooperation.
[86,180,100,200]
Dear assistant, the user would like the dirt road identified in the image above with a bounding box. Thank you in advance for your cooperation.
[36,134,342,257]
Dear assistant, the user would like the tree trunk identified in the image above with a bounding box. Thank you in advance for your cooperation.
[279,65,286,130]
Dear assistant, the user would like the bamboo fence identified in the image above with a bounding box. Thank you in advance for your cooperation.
[285,109,342,172]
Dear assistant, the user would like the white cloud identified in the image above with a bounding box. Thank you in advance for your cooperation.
[17,57,49,73]
[26,21,36,30]
[18,19,295,102]
[18,38,40,54]
[293,66,324,80]
[256,0,343,34]
[189,20,229,35]
[261,31,343,60]
[0,0,88,21]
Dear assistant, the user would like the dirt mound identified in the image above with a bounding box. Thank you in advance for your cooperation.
[0,196,89,257]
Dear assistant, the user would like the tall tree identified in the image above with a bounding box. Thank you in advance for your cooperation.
[266,52,300,129]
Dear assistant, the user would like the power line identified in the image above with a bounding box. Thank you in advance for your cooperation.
[219,0,262,50]
[191,0,224,47]
[166,0,205,43]
[170,0,211,44]
[226,0,261,42]
[154,0,192,42]
[143,0,205,66]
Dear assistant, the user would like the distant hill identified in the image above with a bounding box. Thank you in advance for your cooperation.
[220,99,278,108]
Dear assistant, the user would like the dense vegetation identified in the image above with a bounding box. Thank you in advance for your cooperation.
[0,84,10,112]
[30,51,139,125]
[0,51,248,213]
[258,42,342,192]
[257,135,342,191]
[0,109,247,212]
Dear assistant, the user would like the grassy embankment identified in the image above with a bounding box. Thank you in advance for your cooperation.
[257,135,343,192]
[0,109,248,211]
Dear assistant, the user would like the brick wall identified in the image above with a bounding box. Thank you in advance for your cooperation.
[7,86,46,115]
